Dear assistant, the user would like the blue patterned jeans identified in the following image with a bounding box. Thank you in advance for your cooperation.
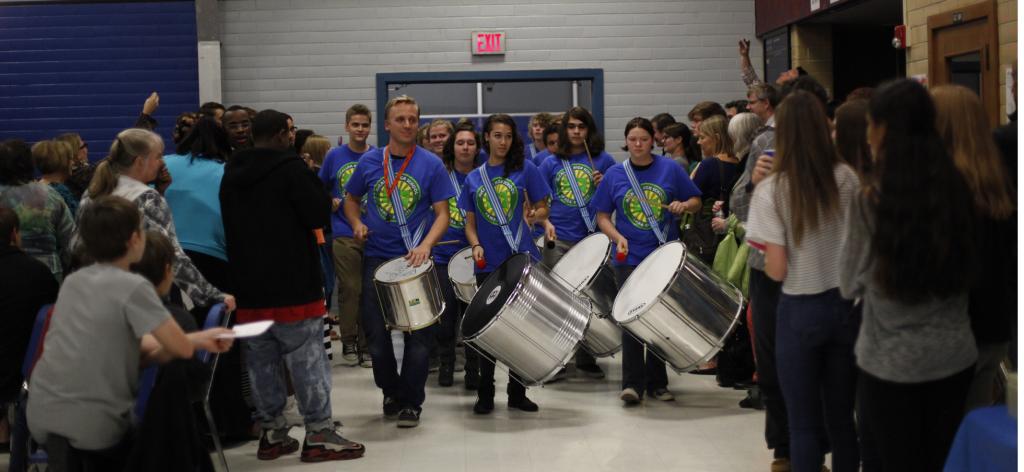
[244,316,333,432]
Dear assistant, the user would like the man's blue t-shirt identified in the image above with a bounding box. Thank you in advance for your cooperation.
[531,149,552,167]
[525,142,546,164]
[539,150,617,244]
[319,144,375,238]
[458,160,551,273]
[433,169,470,266]
[344,145,454,260]
[592,154,701,266]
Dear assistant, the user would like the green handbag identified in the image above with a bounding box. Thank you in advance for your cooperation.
[711,214,750,298]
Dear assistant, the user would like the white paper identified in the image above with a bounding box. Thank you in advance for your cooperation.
[218,320,274,339]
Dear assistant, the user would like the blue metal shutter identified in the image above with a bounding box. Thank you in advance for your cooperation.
[0,1,198,162]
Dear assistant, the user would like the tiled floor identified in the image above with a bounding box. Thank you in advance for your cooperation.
[224,349,773,472]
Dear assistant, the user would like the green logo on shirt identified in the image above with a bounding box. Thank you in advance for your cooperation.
[623,183,666,230]
[372,175,422,221]
[336,162,358,194]
[475,177,519,226]
[448,197,464,229]
[554,163,596,207]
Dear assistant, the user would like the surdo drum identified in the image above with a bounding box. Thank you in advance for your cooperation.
[549,233,622,357]
[373,256,446,331]
[612,241,745,372]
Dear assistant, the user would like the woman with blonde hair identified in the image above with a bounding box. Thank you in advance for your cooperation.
[301,134,332,173]
[81,128,234,311]
[685,115,742,263]
[931,84,1016,411]
[32,139,79,216]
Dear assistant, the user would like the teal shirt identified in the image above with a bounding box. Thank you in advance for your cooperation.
[163,153,227,261]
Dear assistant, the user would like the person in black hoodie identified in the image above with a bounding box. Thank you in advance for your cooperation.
[220,109,364,464]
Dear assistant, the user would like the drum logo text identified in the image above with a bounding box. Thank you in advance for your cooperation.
[627,302,647,317]
[408,298,421,307]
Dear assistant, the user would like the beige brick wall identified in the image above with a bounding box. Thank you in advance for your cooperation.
[790,24,835,98]
[905,0,1017,122]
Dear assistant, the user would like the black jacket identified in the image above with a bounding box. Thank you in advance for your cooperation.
[220,147,331,310]
[0,245,58,402]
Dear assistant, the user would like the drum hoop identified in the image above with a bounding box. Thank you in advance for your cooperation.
[373,257,435,286]
[615,241,688,325]
[462,255,533,342]
[447,248,476,284]
[551,233,613,291]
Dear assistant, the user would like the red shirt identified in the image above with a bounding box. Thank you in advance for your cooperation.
[236,299,326,324]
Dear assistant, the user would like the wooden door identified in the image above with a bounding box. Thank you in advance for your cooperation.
[928,0,1000,125]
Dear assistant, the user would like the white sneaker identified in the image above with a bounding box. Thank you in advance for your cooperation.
[619,387,640,405]
[283,395,303,427]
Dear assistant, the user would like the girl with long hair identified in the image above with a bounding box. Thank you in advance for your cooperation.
[746,91,862,471]
[460,113,552,414]
[931,84,1016,411]
[839,79,977,471]
[593,117,700,405]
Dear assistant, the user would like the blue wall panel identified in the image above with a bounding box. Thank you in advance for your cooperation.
[0,1,198,162]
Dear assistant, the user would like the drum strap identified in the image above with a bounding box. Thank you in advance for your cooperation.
[477,166,523,253]
[384,146,426,252]
[448,170,467,223]
[623,160,668,245]
[560,159,597,233]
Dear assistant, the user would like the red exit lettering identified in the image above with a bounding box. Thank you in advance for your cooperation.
[476,33,502,53]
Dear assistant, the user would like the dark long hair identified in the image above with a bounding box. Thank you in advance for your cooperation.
[834,99,872,177]
[442,121,480,172]
[773,91,840,246]
[556,106,604,158]
[482,114,525,177]
[175,117,232,162]
[867,79,975,304]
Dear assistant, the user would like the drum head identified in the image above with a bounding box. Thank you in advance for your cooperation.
[612,242,686,324]
[448,248,475,283]
[461,253,531,339]
[550,233,611,290]
[374,256,433,284]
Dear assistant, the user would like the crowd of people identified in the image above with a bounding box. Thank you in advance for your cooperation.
[0,37,1016,472]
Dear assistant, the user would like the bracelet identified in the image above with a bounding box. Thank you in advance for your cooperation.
[472,244,482,249]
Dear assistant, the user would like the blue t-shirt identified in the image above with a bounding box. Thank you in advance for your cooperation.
[433,169,469,266]
[319,144,375,238]
[531,149,552,167]
[539,150,617,243]
[458,160,551,273]
[592,154,701,266]
[344,145,454,260]
[525,142,546,164]
[163,153,227,261]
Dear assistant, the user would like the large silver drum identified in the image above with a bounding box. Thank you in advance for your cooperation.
[447,247,477,304]
[550,233,622,357]
[461,254,591,386]
[373,257,445,331]
[612,241,744,373]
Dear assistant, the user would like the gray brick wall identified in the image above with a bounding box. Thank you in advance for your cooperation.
[220,0,760,152]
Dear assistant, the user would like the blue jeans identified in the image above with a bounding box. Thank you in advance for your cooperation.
[244,316,333,432]
[361,256,435,409]
[613,265,668,395]
[776,288,860,472]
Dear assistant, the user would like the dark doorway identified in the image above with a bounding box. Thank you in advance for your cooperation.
[832,24,906,101]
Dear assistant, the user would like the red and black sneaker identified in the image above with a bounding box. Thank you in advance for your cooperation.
[256,428,299,460]
[300,428,366,463]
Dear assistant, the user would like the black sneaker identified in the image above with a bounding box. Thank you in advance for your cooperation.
[382,396,401,419]
[473,396,494,415]
[397,407,421,428]
[508,396,539,412]
[438,362,454,387]
[577,363,606,379]
[257,428,299,460]
[300,428,365,462]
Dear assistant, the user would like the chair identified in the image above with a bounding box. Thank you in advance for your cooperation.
[198,303,231,472]
[9,304,54,472]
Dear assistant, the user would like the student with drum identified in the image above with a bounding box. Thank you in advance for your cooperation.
[343,95,455,429]
[460,113,552,414]
[592,117,701,405]
[539,106,617,378]
[434,121,482,388]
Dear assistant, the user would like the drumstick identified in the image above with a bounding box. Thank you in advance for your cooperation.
[582,140,597,171]
[434,240,464,246]
[524,188,556,249]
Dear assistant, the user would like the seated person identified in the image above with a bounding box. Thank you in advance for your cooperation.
[26,196,232,470]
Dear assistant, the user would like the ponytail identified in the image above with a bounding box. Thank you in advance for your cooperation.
[87,128,163,198]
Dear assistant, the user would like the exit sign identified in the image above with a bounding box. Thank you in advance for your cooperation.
[472,31,506,55]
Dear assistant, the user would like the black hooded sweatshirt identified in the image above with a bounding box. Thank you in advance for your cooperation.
[220,146,331,319]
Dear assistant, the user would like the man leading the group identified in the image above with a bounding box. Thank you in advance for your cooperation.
[344,95,454,429]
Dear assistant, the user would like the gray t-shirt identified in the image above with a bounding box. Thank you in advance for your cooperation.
[839,195,977,383]
[745,163,860,295]
[27,263,169,450]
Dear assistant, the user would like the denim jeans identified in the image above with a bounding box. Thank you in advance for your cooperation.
[613,265,667,395]
[749,268,790,458]
[361,256,435,409]
[244,316,333,432]
[776,288,860,472]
